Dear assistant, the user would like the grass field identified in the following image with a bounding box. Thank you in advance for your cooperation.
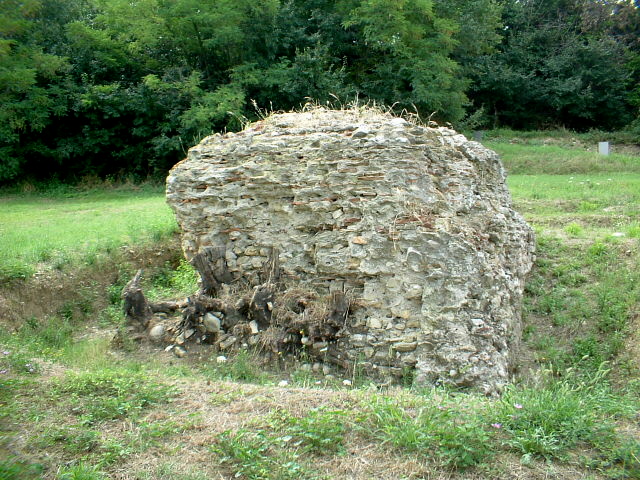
[507,173,640,237]
[0,139,639,479]
[488,141,640,175]
[0,187,176,281]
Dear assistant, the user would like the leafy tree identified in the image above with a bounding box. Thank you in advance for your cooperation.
[468,0,635,130]
[0,0,68,181]
[433,0,503,60]
[341,0,466,121]
[2,0,636,184]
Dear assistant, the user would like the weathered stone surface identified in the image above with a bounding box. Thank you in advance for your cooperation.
[167,108,535,394]
[203,312,221,333]
[148,324,166,343]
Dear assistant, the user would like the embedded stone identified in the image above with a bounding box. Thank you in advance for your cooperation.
[219,336,237,350]
[393,342,418,352]
[203,313,221,333]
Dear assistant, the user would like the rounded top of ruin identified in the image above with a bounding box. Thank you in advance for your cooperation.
[194,106,457,148]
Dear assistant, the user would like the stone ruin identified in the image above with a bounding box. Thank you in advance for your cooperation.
[163,107,535,394]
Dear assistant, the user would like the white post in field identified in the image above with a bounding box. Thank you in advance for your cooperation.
[598,142,610,155]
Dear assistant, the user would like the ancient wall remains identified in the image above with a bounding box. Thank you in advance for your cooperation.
[166,108,535,394]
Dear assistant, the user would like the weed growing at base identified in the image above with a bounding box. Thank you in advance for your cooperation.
[363,394,493,470]
[204,350,270,384]
[270,407,348,455]
[146,259,199,300]
[213,429,313,480]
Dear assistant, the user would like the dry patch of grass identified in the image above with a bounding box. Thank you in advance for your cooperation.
[1,345,638,479]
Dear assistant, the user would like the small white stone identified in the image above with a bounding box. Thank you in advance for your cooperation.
[216,355,227,363]
[390,118,408,127]
[612,232,625,237]
[164,345,174,352]
[342,379,352,386]
[249,320,259,334]
[278,380,289,387]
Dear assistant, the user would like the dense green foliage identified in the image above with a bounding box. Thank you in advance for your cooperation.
[1,0,638,183]
[470,0,640,130]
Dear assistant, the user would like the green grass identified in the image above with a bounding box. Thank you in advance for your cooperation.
[0,458,44,480]
[521,234,639,372]
[56,463,106,480]
[54,368,177,424]
[363,395,493,470]
[488,142,640,175]
[506,174,640,237]
[134,463,211,480]
[203,350,270,384]
[481,127,640,146]
[0,187,176,281]
[146,259,199,300]
[270,407,347,455]
[212,429,313,480]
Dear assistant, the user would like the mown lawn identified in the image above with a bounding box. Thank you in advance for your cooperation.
[487,141,640,175]
[0,188,176,280]
[507,173,640,237]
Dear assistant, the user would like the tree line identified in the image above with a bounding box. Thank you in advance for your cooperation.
[1,0,639,183]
